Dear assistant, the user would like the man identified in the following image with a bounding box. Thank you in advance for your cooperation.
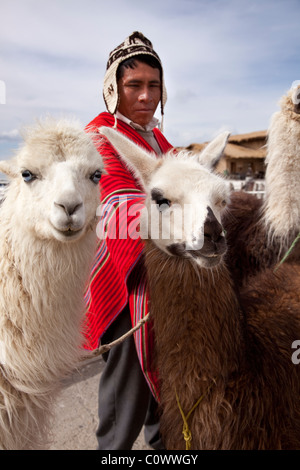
[85,32,172,450]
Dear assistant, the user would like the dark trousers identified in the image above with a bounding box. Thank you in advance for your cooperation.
[96,306,162,450]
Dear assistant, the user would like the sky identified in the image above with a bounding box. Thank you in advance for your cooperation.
[0,0,300,161]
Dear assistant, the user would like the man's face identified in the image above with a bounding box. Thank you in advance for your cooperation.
[117,61,161,127]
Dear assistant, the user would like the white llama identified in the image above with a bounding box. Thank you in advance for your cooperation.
[264,83,300,245]
[0,118,103,450]
[222,83,300,287]
[99,127,300,450]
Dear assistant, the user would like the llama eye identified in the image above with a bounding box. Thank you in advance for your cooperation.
[90,170,102,184]
[22,170,37,183]
[216,199,227,208]
[156,198,171,211]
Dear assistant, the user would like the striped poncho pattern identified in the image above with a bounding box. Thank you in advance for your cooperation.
[84,112,172,398]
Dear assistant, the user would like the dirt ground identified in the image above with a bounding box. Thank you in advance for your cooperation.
[49,356,149,450]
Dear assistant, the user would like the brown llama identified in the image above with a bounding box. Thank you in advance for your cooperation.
[99,126,300,450]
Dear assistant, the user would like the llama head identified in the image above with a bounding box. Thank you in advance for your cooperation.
[280,83,300,117]
[100,127,230,268]
[0,118,103,243]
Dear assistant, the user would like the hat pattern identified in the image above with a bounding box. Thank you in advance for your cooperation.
[103,31,167,119]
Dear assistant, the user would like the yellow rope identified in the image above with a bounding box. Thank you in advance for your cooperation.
[175,390,205,450]
[175,380,215,450]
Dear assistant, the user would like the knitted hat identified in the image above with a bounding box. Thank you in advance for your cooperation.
[103,31,167,120]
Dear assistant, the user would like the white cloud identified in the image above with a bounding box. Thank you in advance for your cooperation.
[0,129,21,141]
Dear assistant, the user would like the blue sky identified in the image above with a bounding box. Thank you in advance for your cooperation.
[0,0,300,160]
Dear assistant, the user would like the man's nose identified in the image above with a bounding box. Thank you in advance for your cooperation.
[138,87,151,102]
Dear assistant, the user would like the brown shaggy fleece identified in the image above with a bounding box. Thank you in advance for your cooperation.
[222,191,300,288]
[222,191,273,287]
[144,238,300,449]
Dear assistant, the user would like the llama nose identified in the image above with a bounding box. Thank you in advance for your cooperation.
[54,200,83,216]
[204,207,223,242]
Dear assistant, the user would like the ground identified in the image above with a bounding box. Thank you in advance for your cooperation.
[49,356,149,450]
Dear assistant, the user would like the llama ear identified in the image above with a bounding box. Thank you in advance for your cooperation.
[197,131,230,169]
[0,159,18,179]
[99,126,158,189]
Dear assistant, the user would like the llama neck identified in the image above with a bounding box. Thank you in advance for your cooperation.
[0,221,97,389]
[9,229,96,314]
[144,240,244,385]
[264,110,300,246]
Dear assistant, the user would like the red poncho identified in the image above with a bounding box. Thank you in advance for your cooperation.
[84,112,172,399]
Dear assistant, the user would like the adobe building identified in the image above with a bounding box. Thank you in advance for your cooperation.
[181,130,267,179]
